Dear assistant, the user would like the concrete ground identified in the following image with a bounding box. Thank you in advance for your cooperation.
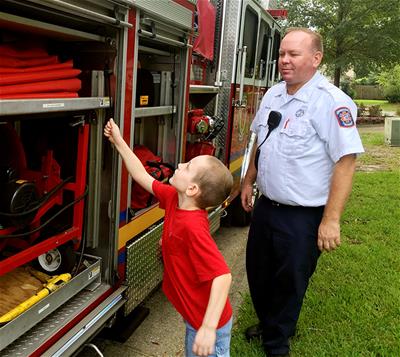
[78,225,249,357]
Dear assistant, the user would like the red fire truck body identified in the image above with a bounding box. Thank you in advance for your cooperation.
[0,1,282,354]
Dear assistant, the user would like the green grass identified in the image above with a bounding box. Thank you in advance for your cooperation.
[360,131,385,146]
[354,99,400,113]
[231,130,400,356]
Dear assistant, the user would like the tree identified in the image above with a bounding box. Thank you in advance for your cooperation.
[280,0,400,87]
[378,65,400,103]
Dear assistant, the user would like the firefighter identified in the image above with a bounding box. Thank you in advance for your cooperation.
[241,28,364,356]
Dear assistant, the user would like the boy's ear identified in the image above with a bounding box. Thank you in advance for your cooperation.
[186,183,200,197]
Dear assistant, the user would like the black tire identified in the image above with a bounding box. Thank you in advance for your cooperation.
[34,243,76,275]
[229,195,251,227]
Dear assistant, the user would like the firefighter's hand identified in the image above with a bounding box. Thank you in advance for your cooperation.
[317,217,341,252]
[104,118,122,144]
[192,325,216,357]
[241,183,253,212]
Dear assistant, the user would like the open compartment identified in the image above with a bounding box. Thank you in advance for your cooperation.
[0,2,127,344]
[0,16,113,268]
[128,9,192,216]
[135,38,181,163]
[0,114,90,274]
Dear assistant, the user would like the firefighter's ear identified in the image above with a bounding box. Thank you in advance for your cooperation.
[186,183,199,197]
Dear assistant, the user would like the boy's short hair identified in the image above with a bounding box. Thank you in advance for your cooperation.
[193,156,233,209]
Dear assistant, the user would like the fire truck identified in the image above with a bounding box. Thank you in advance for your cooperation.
[0,0,283,355]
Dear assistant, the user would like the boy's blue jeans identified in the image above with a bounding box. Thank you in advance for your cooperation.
[185,317,232,357]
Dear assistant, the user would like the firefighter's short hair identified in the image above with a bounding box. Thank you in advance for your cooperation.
[284,27,324,53]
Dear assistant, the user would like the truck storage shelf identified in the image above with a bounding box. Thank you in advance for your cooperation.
[189,85,220,94]
[1,283,125,356]
[0,11,105,42]
[0,97,110,116]
[134,105,176,118]
[0,254,103,352]
[0,283,119,356]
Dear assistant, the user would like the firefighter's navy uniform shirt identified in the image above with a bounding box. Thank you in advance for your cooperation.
[251,71,364,207]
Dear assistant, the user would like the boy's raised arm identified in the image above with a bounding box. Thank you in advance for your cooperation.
[104,118,155,194]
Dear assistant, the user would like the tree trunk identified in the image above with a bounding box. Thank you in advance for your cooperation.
[334,66,341,87]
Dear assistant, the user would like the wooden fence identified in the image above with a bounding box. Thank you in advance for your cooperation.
[354,85,385,100]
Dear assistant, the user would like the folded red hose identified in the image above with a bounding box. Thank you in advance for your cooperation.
[0,44,49,58]
[0,92,79,99]
[0,78,81,95]
[0,55,58,68]
[0,68,81,85]
[0,60,74,74]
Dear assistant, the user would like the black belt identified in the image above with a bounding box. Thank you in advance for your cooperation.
[262,195,324,210]
[262,195,290,207]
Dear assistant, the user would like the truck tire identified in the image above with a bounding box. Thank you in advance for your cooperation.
[35,244,76,275]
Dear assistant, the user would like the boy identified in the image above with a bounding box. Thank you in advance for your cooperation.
[104,119,233,357]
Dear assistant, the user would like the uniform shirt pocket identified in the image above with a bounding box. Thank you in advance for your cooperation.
[278,119,313,156]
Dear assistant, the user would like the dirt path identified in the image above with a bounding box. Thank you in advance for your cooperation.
[356,124,400,172]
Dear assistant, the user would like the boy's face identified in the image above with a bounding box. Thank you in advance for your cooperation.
[169,155,208,193]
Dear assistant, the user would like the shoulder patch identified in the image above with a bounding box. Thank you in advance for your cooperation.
[335,107,354,128]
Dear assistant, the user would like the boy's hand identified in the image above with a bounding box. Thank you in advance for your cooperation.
[192,325,216,357]
[104,118,122,145]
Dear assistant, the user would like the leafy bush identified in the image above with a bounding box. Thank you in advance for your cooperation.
[354,73,379,85]
[368,105,383,117]
[377,65,400,103]
[357,103,367,117]
[340,80,356,98]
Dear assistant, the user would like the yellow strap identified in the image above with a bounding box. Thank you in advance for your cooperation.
[0,273,71,323]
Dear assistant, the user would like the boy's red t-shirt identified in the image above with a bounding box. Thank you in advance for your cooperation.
[152,180,232,330]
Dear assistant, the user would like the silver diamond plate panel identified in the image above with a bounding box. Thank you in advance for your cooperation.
[125,222,164,315]
[203,96,217,117]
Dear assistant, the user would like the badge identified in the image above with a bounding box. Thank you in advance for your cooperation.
[335,107,354,127]
[295,109,305,117]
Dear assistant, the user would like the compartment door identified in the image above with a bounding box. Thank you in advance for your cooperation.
[230,1,261,165]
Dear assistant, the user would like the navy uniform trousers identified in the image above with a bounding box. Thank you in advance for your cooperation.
[246,195,324,355]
